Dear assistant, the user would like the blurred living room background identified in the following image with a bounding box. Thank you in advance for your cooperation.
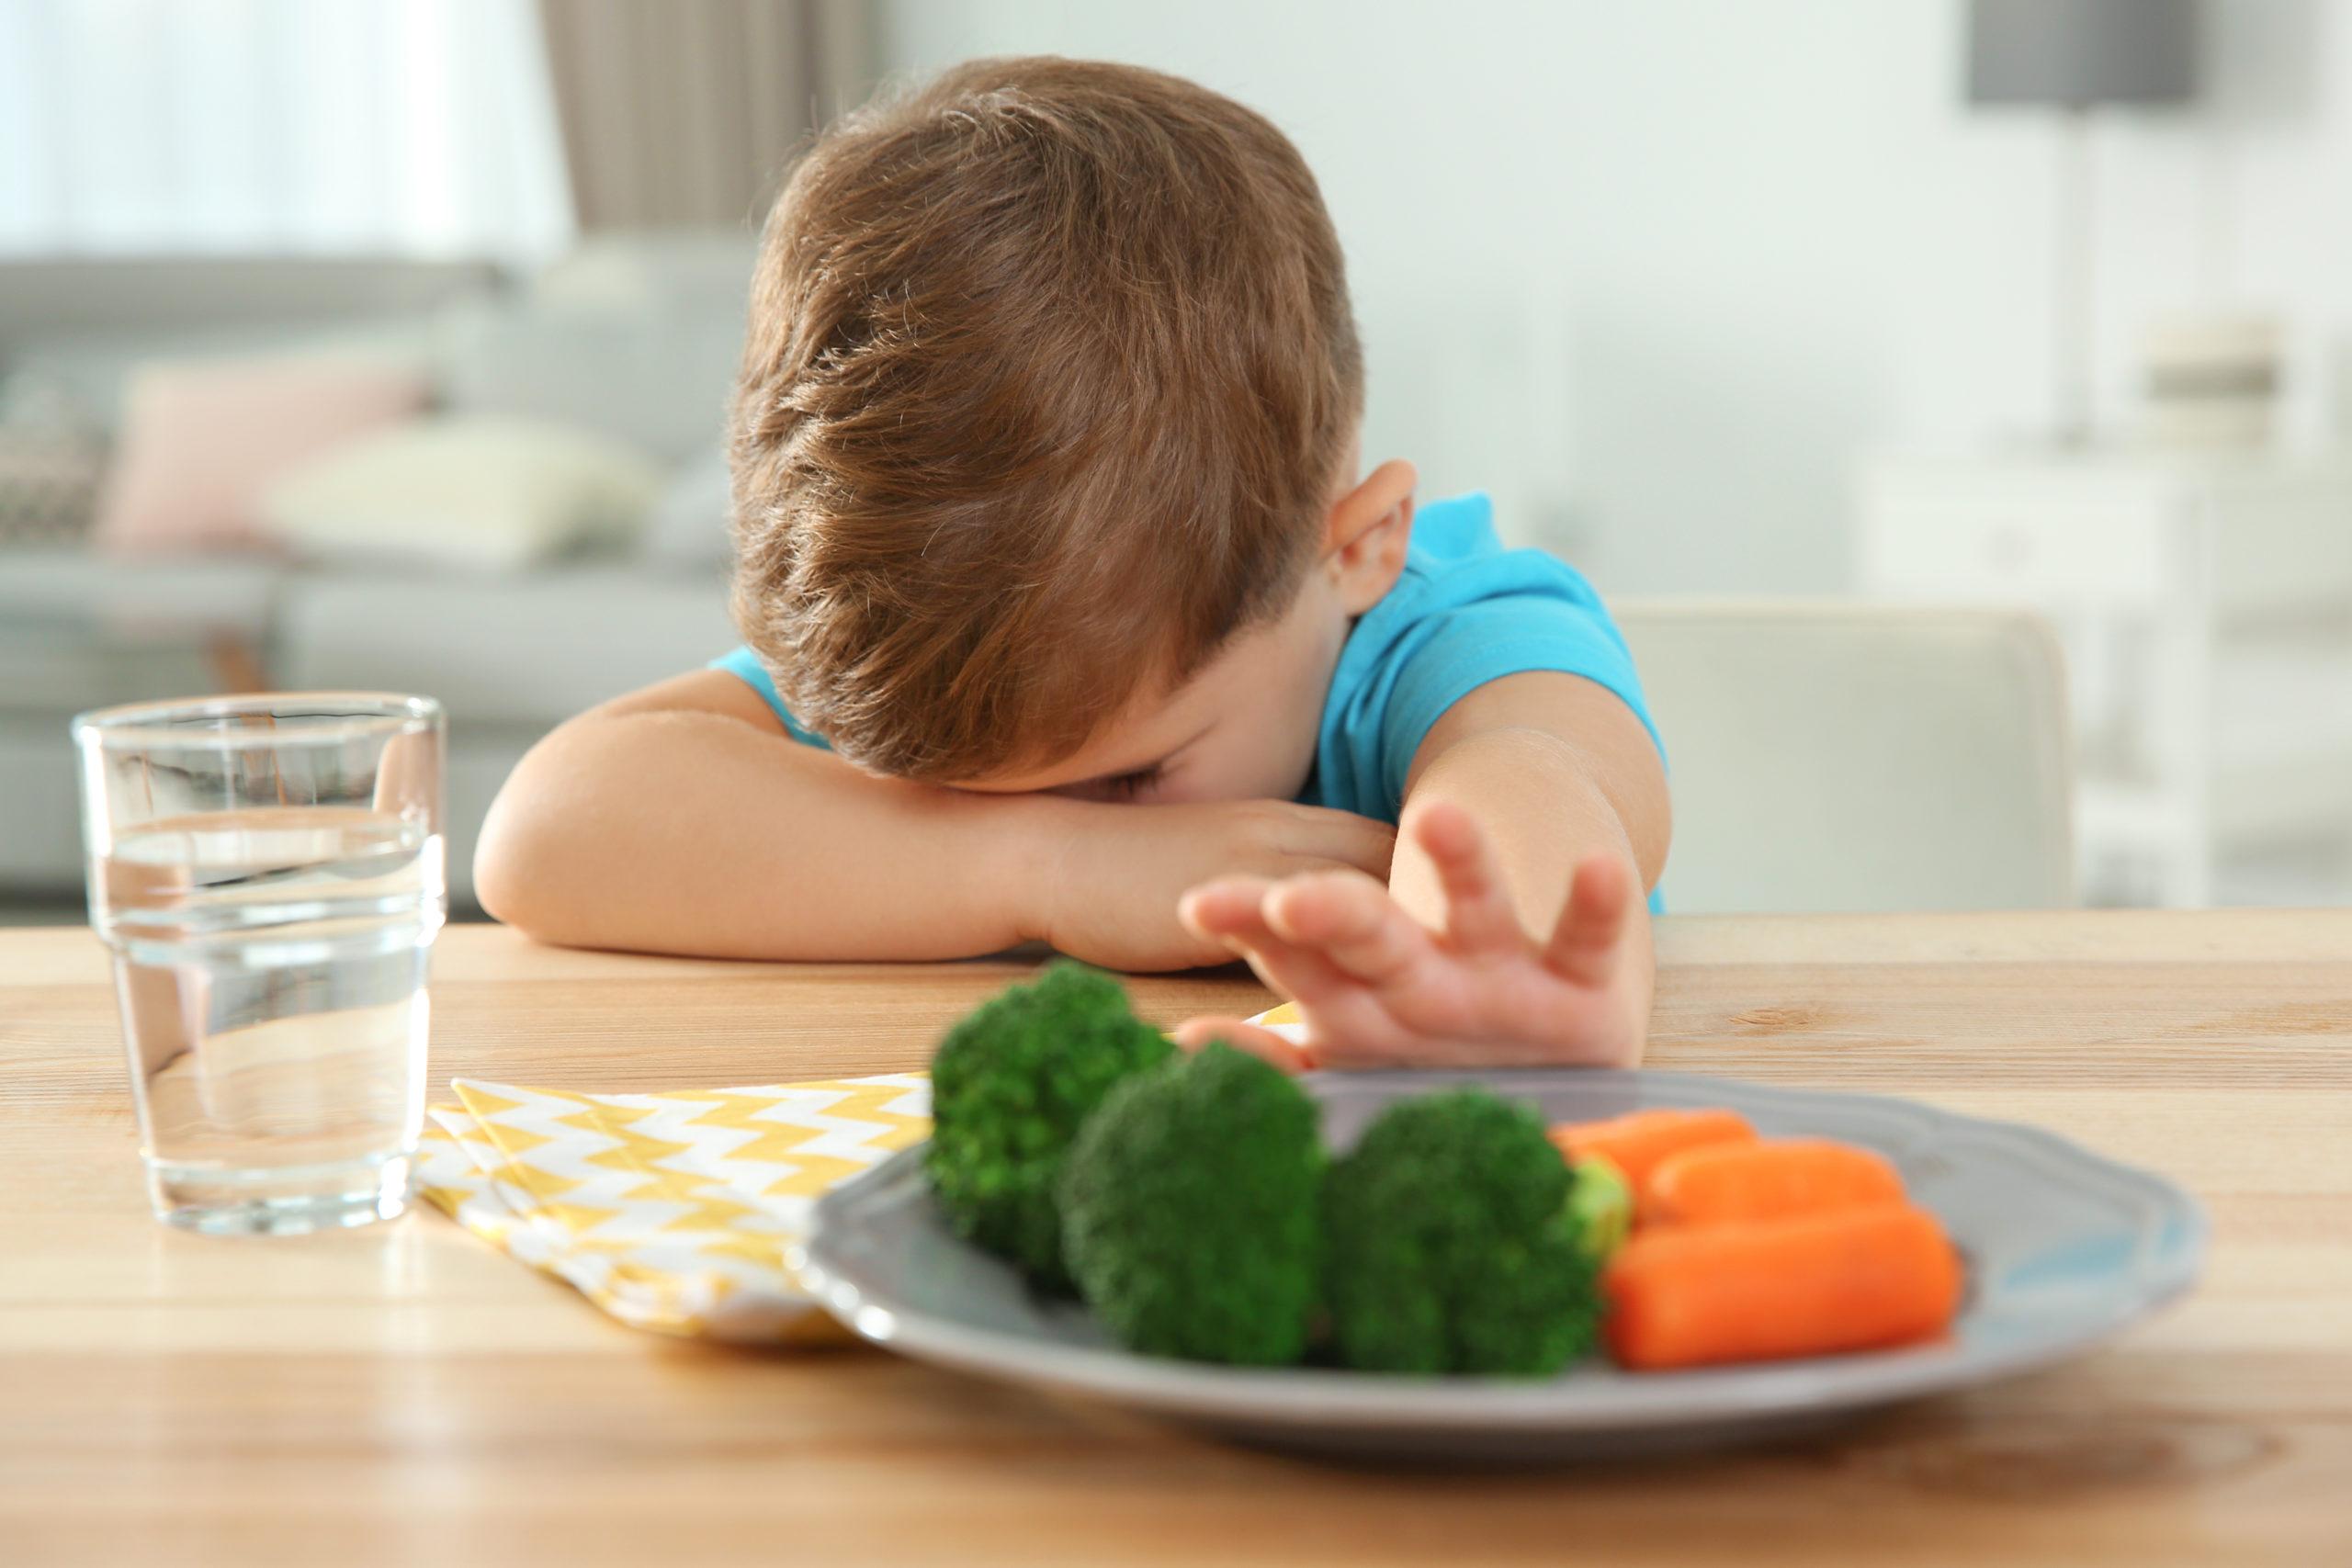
[4,0,2349,919]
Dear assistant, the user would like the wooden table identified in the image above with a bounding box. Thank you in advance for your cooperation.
[4,914,2347,1566]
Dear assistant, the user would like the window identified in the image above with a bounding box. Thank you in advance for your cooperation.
[0,0,572,261]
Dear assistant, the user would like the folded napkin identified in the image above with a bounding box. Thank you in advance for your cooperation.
[415,1073,930,1342]
[1256,999,1307,1037]
[416,1004,1295,1341]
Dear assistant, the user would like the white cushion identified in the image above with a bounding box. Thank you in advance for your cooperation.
[259,414,662,572]
[438,294,745,465]
[273,565,733,725]
[643,444,733,570]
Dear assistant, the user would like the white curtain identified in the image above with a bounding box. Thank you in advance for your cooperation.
[0,0,575,262]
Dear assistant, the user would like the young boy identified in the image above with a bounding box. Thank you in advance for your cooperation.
[475,57,1670,1069]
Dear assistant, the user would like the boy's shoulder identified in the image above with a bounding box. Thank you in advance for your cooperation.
[1403,491,1503,564]
[1313,490,1656,820]
[1384,492,1608,619]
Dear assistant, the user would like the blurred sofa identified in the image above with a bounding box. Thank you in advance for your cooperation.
[0,235,755,907]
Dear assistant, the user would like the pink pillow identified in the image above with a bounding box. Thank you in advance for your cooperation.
[95,355,428,556]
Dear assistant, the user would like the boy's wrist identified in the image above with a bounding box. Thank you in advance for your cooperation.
[993,791,1083,949]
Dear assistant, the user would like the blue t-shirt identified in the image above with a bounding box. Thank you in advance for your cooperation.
[709,645,831,750]
[1301,492,1660,819]
[713,492,1663,900]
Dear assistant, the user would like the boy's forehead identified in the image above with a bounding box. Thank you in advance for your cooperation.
[946,678,1212,795]
[944,625,1281,794]
[942,581,1326,794]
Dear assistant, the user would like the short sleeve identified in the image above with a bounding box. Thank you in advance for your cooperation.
[708,646,832,750]
[1373,589,1661,818]
[1313,501,1665,829]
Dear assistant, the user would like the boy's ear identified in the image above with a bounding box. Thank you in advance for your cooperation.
[1321,458,1417,615]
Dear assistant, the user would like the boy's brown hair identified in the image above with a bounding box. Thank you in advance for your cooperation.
[729,56,1363,780]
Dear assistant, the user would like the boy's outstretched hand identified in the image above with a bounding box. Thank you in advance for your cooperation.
[1173,800,1647,1070]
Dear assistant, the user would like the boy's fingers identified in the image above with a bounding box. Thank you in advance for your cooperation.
[1408,798,1524,954]
[1172,1017,1315,1072]
[1544,852,1633,987]
[1262,870,1428,985]
[1179,877,1278,941]
[1179,880,1360,1007]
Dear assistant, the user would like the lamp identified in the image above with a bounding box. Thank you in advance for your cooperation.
[1966,0,2199,446]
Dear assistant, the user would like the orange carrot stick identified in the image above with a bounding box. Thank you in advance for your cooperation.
[1643,1138,1906,1229]
[1601,1203,1962,1371]
[1548,1108,1757,1193]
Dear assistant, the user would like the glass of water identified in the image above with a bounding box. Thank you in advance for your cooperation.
[72,694,446,1235]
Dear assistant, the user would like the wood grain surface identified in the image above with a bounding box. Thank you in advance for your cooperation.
[3,913,2347,1567]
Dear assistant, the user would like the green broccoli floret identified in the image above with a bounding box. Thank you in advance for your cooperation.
[1057,1043,1324,1366]
[1566,1154,1633,1263]
[924,963,1174,1290]
[1323,1089,1600,1375]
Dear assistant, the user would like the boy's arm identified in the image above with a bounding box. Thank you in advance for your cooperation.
[1177,671,1669,1067]
[473,670,1393,965]
[1391,669,1667,968]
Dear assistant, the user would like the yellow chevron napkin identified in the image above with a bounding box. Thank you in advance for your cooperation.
[1251,1000,1314,1058]
[414,1073,930,1342]
[413,1002,1304,1341]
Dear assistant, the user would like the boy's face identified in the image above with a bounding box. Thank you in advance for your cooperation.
[945,447,1417,808]
[946,569,1352,807]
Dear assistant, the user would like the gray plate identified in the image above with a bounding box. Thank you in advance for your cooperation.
[796,1069,2204,1463]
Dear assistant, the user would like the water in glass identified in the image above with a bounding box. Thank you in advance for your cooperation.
[75,696,446,1235]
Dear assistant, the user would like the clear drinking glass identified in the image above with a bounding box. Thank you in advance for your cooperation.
[72,694,446,1235]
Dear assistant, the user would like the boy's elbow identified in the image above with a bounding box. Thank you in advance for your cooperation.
[470,762,579,942]
[470,791,543,935]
